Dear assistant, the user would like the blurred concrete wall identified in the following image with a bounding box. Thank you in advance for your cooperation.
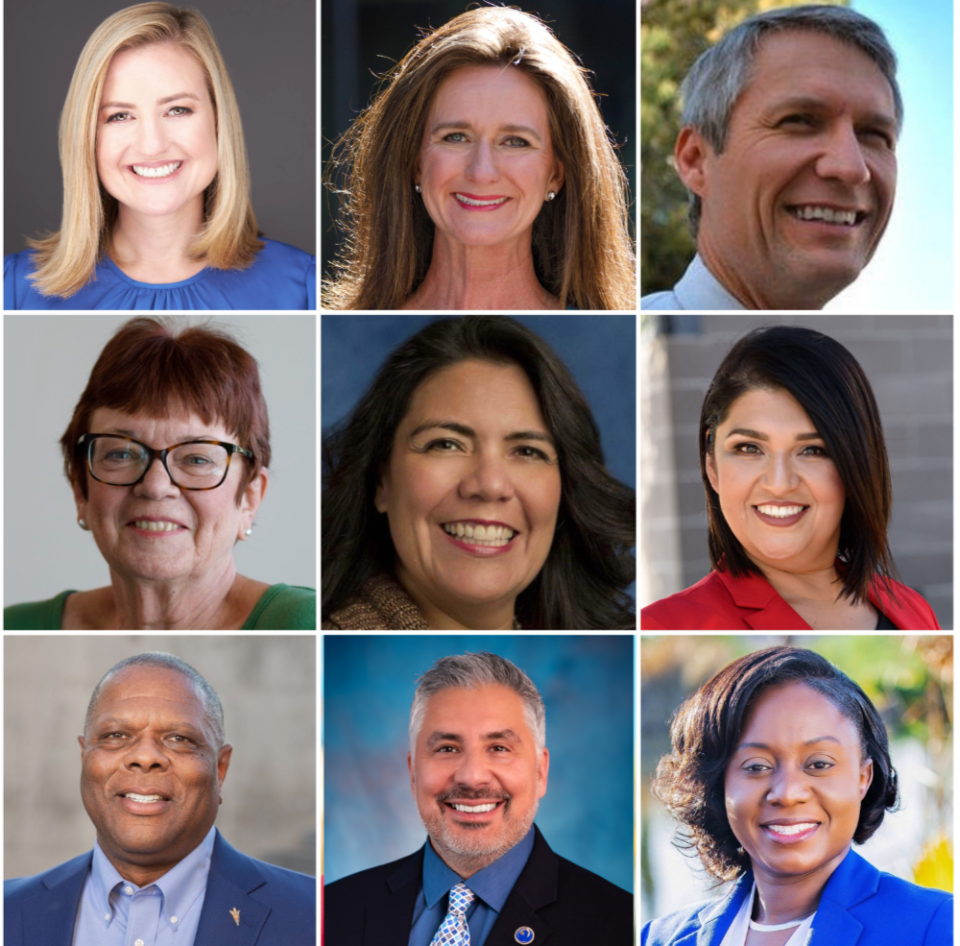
[640,315,953,627]
[4,635,316,879]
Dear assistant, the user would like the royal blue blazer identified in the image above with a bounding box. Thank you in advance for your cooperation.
[4,829,317,946]
[642,848,951,946]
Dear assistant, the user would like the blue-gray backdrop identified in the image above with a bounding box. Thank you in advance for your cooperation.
[320,314,636,489]
[323,634,634,891]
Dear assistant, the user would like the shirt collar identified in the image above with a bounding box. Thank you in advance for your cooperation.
[422,826,535,912]
[675,255,746,310]
[90,824,217,928]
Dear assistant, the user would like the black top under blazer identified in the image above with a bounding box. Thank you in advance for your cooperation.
[324,824,633,945]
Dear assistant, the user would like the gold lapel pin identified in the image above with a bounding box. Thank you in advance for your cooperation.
[230,907,241,927]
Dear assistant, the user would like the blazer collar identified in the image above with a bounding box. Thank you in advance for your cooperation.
[714,568,811,630]
[22,852,92,946]
[361,845,424,946]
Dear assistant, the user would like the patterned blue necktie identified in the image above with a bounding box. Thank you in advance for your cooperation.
[428,883,476,946]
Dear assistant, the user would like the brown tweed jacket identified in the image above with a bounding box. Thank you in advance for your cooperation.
[321,573,427,630]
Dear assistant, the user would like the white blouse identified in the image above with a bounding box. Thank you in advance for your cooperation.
[719,883,816,946]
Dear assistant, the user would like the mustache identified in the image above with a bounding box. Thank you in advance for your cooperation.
[436,788,512,804]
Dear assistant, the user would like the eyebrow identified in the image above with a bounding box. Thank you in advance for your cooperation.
[99,92,201,111]
[106,428,217,442]
[725,428,822,442]
[408,420,555,446]
[737,736,842,752]
[430,120,543,140]
[425,728,522,747]
[768,96,897,130]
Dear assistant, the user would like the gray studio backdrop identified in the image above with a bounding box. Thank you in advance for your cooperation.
[4,314,316,606]
[641,314,953,628]
[4,0,315,257]
[4,635,316,879]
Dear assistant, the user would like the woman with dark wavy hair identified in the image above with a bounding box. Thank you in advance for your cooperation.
[642,325,940,630]
[322,315,635,629]
[645,646,951,946]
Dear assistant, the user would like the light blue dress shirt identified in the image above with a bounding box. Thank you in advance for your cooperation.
[641,255,745,310]
[73,825,216,946]
[408,828,535,946]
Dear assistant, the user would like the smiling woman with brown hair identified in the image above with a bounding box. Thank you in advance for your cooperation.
[641,325,940,631]
[644,646,951,946]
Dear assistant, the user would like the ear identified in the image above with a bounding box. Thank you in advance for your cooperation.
[237,468,268,541]
[705,446,720,494]
[374,472,390,514]
[217,743,233,799]
[675,126,712,198]
[72,477,88,529]
[407,751,415,797]
[536,747,550,799]
[548,158,565,197]
[78,734,86,754]
[860,757,874,798]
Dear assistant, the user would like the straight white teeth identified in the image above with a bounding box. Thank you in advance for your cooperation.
[455,193,508,207]
[442,522,516,545]
[756,505,806,518]
[792,205,857,226]
[125,793,163,803]
[134,520,180,532]
[765,822,817,836]
[452,802,498,813]
[132,161,181,178]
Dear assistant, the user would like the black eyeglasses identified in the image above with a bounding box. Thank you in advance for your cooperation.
[77,434,254,491]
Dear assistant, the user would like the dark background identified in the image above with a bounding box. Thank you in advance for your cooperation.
[4,0,316,257]
[320,0,636,283]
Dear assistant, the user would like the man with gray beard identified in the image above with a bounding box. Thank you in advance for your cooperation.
[323,652,632,945]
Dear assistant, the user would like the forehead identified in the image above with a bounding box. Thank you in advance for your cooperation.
[738,680,860,747]
[103,42,210,96]
[720,387,814,431]
[402,360,546,430]
[90,665,206,723]
[733,29,896,123]
[89,407,234,444]
[428,64,550,127]
[419,683,533,738]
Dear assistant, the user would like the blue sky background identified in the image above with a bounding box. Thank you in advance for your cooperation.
[829,0,953,311]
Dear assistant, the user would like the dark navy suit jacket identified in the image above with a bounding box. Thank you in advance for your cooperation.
[324,825,633,945]
[4,830,316,946]
[641,848,952,946]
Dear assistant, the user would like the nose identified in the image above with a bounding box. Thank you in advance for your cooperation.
[763,451,800,494]
[458,451,515,502]
[466,139,499,185]
[816,122,871,186]
[135,114,170,158]
[766,764,812,807]
[132,455,180,500]
[123,734,169,771]
[452,746,493,789]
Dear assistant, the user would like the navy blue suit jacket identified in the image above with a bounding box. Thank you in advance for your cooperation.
[4,830,316,946]
[642,848,951,946]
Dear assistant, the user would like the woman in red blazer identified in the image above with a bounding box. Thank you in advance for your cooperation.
[642,326,941,631]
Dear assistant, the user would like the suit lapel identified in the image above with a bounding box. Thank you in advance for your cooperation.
[22,853,91,946]
[194,832,272,946]
[362,847,422,946]
[806,897,863,946]
[695,875,751,946]
[714,570,811,630]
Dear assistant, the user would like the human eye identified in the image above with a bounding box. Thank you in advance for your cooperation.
[167,105,193,117]
[800,445,828,457]
[503,135,530,148]
[732,442,761,455]
[424,438,465,453]
[807,759,834,771]
[859,126,894,149]
[442,131,468,143]
[435,744,459,753]
[778,113,815,128]
[105,112,132,124]
[513,444,550,461]
[742,761,771,774]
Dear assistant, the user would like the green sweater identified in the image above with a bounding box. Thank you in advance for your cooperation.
[3,584,316,630]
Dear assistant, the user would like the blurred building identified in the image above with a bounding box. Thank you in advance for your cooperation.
[641,315,953,627]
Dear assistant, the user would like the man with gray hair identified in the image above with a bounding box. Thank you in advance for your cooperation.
[642,5,901,311]
[5,652,316,946]
[325,652,632,945]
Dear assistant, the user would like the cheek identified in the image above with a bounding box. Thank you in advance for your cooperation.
[388,460,452,523]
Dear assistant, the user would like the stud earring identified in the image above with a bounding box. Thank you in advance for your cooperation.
[78,519,89,531]
[547,191,556,201]
[244,528,252,537]
[415,184,421,193]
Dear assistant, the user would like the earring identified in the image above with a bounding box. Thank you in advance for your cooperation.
[415,184,421,193]
[546,191,556,201]
[737,846,745,856]
[78,519,89,531]
[244,528,252,537]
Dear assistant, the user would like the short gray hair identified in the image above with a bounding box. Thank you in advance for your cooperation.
[85,652,225,749]
[409,652,546,752]
[680,5,903,233]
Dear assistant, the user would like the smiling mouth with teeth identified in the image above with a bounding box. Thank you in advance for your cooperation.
[442,522,517,546]
[132,520,183,532]
[132,161,182,178]
[789,205,863,227]
[454,193,509,207]
[754,504,808,518]
[450,802,500,813]
[123,792,166,803]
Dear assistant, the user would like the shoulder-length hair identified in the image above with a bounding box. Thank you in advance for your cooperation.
[61,317,270,504]
[653,646,899,882]
[28,2,262,299]
[322,316,635,629]
[322,7,635,311]
[700,325,895,604]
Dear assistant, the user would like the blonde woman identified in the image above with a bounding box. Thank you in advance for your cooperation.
[4,3,314,310]
[322,7,635,311]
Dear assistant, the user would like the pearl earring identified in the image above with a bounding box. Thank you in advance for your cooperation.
[547,191,556,201]
[244,528,252,537]
[415,184,421,193]
[78,519,89,531]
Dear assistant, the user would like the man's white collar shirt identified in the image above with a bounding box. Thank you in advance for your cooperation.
[73,825,216,946]
[641,255,746,311]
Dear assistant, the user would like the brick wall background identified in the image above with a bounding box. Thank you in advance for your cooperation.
[641,315,953,628]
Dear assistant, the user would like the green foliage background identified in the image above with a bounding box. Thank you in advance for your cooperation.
[640,0,848,295]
